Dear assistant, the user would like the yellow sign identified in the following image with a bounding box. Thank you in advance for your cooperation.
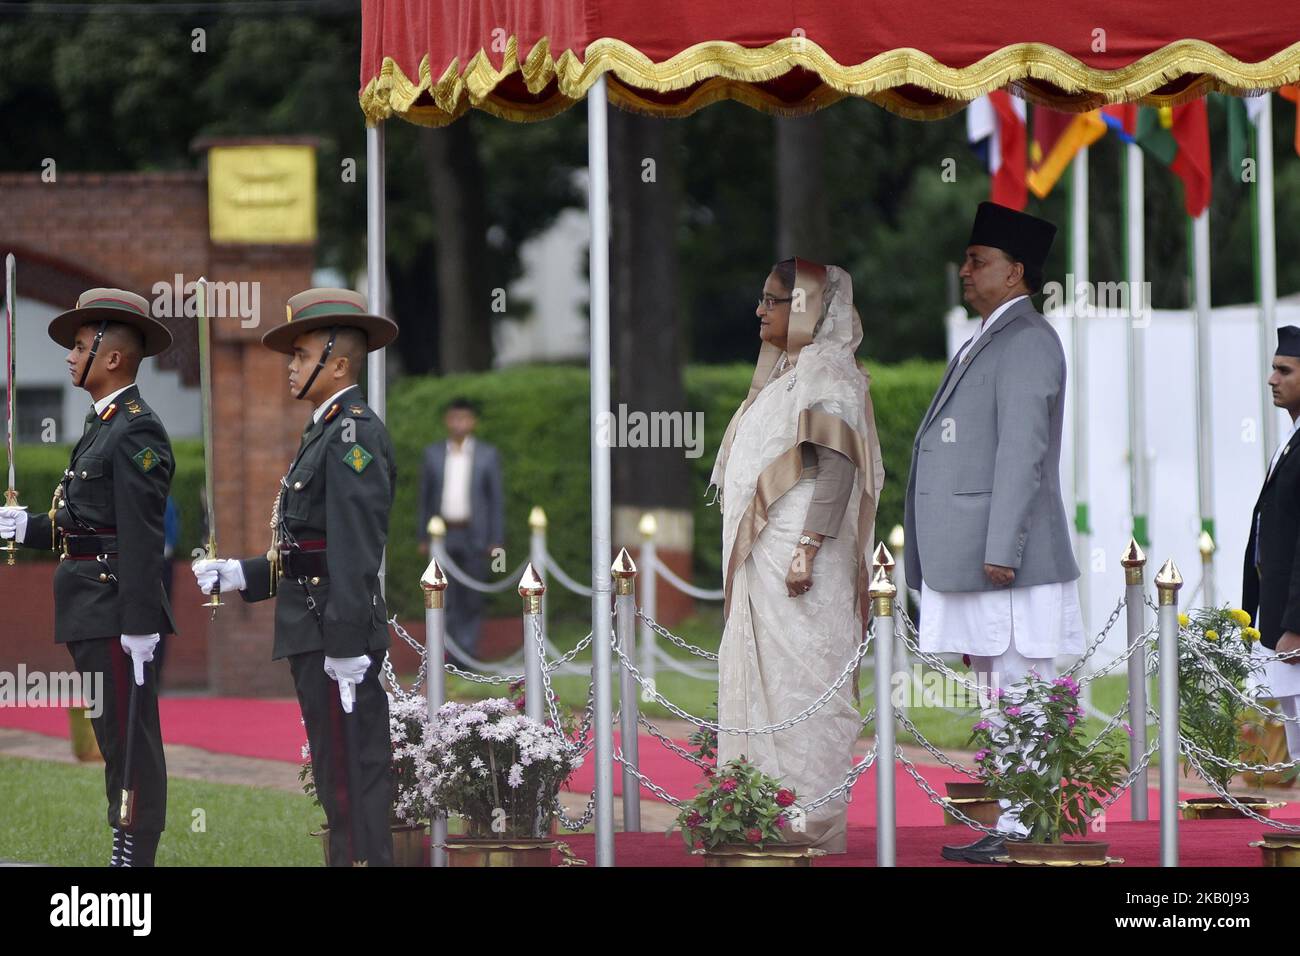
[208,146,316,244]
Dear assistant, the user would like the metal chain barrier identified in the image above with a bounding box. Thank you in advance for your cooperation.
[800,747,879,813]
[896,712,982,779]
[613,747,687,808]
[650,645,719,681]
[1098,735,1161,810]
[433,545,529,594]
[653,561,724,602]
[1180,740,1300,832]
[635,607,720,661]
[637,714,713,769]
[541,548,595,597]
[1062,598,1128,680]
[1182,639,1300,726]
[895,747,1002,836]
[1180,733,1300,776]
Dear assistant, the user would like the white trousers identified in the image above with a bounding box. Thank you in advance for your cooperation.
[968,646,1057,837]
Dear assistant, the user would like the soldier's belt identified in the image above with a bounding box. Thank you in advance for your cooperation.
[60,530,118,560]
[282,540,328,580]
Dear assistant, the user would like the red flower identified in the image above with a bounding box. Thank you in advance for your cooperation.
[775,814,786,830]
[687,811,704,828]
[722,801,734,814]
[513,696,526,710]
[693,839,705,850]
[720,777,739,793]
[775,788,795,807]
[702,767,715,778]
[745,828,762,843]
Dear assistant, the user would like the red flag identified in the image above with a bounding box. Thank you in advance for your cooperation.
[1170,100,1211,217]
[1280,86,1300,157]
[989,91,1026,210]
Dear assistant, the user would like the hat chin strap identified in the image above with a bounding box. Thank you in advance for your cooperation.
[77,320,109,390]
[296,326,339,401]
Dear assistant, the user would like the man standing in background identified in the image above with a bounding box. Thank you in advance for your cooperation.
[418,397,505,660]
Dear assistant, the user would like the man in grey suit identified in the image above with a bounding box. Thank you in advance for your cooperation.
[418,397,505,659]
[903,202,1084,863]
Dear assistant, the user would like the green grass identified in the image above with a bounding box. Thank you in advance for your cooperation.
[0,756,324,866]
[427,609,1149,756]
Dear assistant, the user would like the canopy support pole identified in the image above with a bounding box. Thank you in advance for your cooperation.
[367,122,388,597]
[1190,211,1215,603]
[1256,96,1280,467]
[1069,150,1091,634]
[587,75,616,867]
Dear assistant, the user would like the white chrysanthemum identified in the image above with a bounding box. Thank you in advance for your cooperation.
[507,764,525,788]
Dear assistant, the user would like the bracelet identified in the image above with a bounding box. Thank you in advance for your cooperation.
[797,535,822,549]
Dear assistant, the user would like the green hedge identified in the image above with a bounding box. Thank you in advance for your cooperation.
[13,360,943,624]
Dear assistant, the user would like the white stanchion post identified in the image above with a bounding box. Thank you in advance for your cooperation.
[1156,558,1183,867]
[587,74,616,866]
[613,548,640,832]
[529,506,549,658]
[519,563,546,726]
[421,558,448,867]
[637,513,658,684]
[888,525,907,620]
[869,561,897,867]
[1120,539,1149,822]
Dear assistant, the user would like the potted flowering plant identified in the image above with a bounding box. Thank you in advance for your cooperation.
[675,756,814,866]
[969,672,1128,864]
[302,694,433,867]
[416,698,581,866]
[1177,606,1281,819]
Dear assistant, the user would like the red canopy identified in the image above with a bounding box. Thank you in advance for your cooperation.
[360,0,1300,125]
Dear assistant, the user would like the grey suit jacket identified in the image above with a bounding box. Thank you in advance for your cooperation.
[903,297,1080,592]
[418,439,505,552]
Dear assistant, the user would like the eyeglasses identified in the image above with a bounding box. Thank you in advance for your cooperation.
[757,294,793,312]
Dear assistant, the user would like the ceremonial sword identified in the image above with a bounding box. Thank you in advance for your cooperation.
[3,253,23,565]
[197,277,222,613]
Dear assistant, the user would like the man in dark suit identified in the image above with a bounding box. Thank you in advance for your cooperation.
[0,288,176,867]
[192,288,398,866]
[1243,325,1300,759]
[417,397,504,659]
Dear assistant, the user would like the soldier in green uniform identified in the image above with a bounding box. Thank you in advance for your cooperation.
[0,288,176,867]
[192,288,398,866]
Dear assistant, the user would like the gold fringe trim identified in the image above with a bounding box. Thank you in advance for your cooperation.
[359,35,1300,126]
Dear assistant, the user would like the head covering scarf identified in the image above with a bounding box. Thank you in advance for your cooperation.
[709,258,885,625]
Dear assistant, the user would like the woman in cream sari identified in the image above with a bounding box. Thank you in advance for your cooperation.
[710,257,885,853]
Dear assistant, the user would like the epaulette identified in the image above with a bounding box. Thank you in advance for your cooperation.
[125,400,145,416]
[347,403,368,418]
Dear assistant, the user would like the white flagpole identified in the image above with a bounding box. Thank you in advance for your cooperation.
[1256,95,1280,465]
[1191,209,1216,604]
[1125,141,1151,554]
[366,123,387,597]
[1070,148,1091,630]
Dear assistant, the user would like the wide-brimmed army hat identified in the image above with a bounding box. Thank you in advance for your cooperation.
[261,287,398,355]
[48,288,173,356]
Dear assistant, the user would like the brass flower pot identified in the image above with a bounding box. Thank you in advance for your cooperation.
[1179,797,1286,821]
[694,845,825,867]
[444,836,561,867]
[311,823,430,867]
[941,781,1001,826]
[944,781,992,800]
[1001,840,1120,867]
[68,706,102,762]
[1250,831,1300,867]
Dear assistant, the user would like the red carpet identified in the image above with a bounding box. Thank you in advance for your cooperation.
[4,697,1296,842]
[550,819,1275,867]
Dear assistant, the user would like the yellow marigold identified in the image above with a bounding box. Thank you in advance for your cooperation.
[1244,627,1262,642]
[1229,608,1253,627]
[1178,613,1190,628]
[1205,629,1219,641]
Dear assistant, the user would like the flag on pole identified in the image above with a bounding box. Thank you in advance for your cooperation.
[1225,93,1268,174]
[1135,100,1211,216]
[1279,85,1300,156]
[1102,104,1138,143]
[967,91,1027,210]
[1027,107,1106,198]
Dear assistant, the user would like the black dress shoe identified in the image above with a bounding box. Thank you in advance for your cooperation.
[941,833,1007,863]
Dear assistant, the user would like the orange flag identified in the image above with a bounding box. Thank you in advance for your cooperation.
[1281,86,1300,156]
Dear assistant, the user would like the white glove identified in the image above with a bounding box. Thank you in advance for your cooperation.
[191,558,246,594]
[0,506,27,542]
[120,634,160,686]
[324,655,372,714]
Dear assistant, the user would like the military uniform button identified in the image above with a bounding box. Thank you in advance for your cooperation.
[293,481,303,491]
[80,471,88,479]
[99,573,108,582]
[310,576,320,586]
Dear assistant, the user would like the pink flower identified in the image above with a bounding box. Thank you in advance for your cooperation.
[693,839,705,850]
[687,811,704,828]
[1066,714,1077,727]
[720,777,739,793]
[1123,723,1134,738]
[1006,706,1022,717]
[775,814,786,829]
[775,788,796,807]
[745,828,762,843]
[972,720,991,731]
[703,767,715,778]
[974,749,990,762]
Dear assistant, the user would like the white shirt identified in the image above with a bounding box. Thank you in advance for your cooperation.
[956,294,1027,364]
[921,293,1084,659]
[312,385,358,424]
[93,384,135,416]
[440,436,474,522]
